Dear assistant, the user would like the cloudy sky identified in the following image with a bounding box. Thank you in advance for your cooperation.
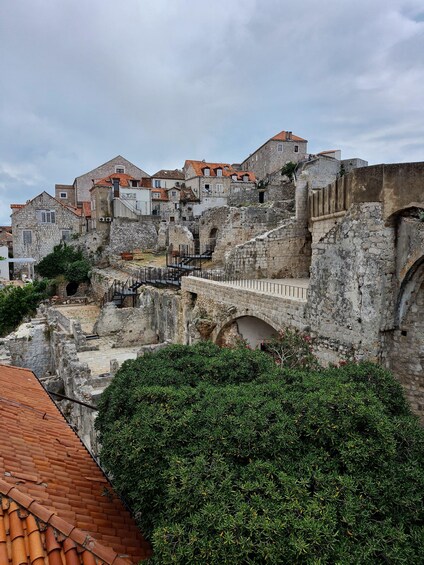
[1,0,423,224]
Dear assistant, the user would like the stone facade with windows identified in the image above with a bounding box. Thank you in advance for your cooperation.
[56,155,150,206]
[241,130,308,181]
[11,191,82,273]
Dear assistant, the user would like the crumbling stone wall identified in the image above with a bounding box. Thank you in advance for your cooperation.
[94,302,159,346]
[224,219,311,279]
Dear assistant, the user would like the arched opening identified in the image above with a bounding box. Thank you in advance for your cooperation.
[208,228,218,253]
[216,316,278,349]
[66,281,79,296]
[389,259,424,421]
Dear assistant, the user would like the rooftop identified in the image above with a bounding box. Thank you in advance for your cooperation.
[0,364,151,563]
[185,161,256,181]
[152,169,184,180]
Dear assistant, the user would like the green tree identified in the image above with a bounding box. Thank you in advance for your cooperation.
[96,343,424,564]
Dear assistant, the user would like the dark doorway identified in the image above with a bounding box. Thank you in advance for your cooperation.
[259,191,265,203]
[66,282,79,296]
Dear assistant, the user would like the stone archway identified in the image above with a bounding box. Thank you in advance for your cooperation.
[208,228,218,253]
[389,258,424,421]
[215,315,279,349]
[66,281,79,296]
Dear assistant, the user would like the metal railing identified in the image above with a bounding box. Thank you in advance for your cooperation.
[189,271,308,300]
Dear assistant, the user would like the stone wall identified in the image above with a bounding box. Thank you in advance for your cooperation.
[224,219,311,279]
[199,205,294,263]
[94,302,158,346]
[107,216,160,254]
[241,139,308,180]
[306,203,396,360]
[310,212,346,244]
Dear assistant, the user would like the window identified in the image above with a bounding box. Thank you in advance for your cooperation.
[277,144,283,152]
[61,229,71,242]
[23,230,32,245]
[115,166,125,173]
[243,175,249,182]
[154,180,161,188]
[170,216,175,222]
[171,191,177,197]
[204,184,210,192]
[231,174,237,181]
[153,192,161,198]
[204,168,210,176]
[59,192,67,199]
[131,180,139,187]
[37,210,56,224]
[216,168,222,177]
[175,182,180,187]
[294,145,299,153]
[174,203,178,210]
[216,183,223,193]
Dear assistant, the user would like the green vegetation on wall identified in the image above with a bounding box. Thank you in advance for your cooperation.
[96,342,424,564]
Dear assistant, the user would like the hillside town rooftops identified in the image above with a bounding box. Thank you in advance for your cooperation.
[151,188,168,201]
[0,364,151,563]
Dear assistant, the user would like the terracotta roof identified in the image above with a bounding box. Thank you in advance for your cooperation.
[94,174,137,188]
[271,130,307,142]
[151,188,168,201]
[185,161,256,181]
[180,187,198,202]
[152,169,184,180]
[10,204,25,210]
[0,364,151,563]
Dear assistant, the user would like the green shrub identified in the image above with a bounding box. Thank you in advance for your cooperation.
[35,243,88,280]
[64,258,90,283]
[0,280,51,336]
[96,344,424,564]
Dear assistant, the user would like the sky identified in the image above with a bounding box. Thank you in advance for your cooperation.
[1,0,423,225]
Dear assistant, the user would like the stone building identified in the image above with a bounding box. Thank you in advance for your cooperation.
[183,160,256,216]
[11,192,83,273]
[151,168,184,189]
[55,155,150,206]
[240,130,308,180]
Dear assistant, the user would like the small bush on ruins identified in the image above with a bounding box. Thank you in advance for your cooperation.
[36,243,90,282]
[96,342,424,564]
[0,280,50,336]
[280,161,297,180]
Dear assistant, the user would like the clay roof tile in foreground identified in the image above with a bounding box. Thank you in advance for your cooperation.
[0,364,151,563]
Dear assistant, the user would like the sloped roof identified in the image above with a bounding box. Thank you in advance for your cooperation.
[151,188,168,201]
[152,169,184,180]
[94,173,136,188]
[185,161,256,181]
[271,130,307,142]
[82,201,92,218]
[10,192,81,218]
[0,364,151,563]
[74,156,151,182]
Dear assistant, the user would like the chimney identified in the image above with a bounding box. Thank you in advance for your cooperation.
[287,131,292,140]
[113,178,120,197]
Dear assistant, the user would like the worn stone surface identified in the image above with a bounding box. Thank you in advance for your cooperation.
[107,216,160,254]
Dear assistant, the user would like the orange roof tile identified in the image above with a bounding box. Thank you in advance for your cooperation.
[271,130,307,142]
[150,188,168,201]
[10,204,25,209]
[185,161,256,181]
[94,174,136,188]
[0,364,151,563]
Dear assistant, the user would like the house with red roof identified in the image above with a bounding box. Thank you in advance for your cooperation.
[0,363,151,563]
[240,130,308,181]
[10,192,84,276]
[183,160,256,216]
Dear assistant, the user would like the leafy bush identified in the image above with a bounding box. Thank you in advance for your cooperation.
[36,243,89,281]
[280,161,297,180]
[0,280,51,336]
[96,343,424,564]
[262,328,320,370]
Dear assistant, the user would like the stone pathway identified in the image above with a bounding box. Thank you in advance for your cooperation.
[78,337,139,376]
